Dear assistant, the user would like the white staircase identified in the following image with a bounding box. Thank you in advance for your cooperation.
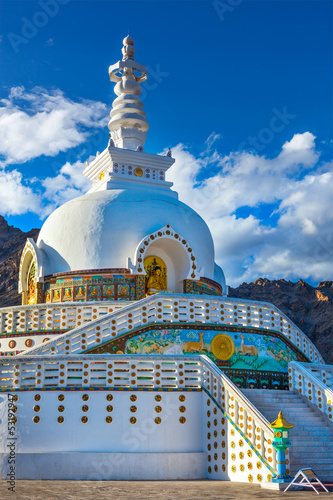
[242,389,333,481]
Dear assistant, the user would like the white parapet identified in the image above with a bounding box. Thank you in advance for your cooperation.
[8,294,323,364]
[0,353,277,482]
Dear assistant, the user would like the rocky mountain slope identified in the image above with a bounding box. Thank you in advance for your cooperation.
[229,278,333,364]
[0,217,39,307]
[0,217,331,364]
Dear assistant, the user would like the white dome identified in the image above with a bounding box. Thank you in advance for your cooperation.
[37,188,224,291]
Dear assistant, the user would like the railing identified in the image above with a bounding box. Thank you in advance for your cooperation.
[18,294,323,363]
[202,356,277,470]
[0,301,129,335]
[0,353,277,471]
[299,363,333,389]
[289,361,333,422]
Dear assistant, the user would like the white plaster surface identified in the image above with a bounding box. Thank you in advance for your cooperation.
[0,452,207,480]
[36,189,222,288]
[0,391,202,453]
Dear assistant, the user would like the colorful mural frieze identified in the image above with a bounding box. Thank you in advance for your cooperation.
[42,273,137,303]
[222,369,289,391]
[123,329,297,372]
[183,278,220,296]
[135,275,145,300]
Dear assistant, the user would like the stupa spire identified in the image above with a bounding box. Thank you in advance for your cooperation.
[108,35,149,150]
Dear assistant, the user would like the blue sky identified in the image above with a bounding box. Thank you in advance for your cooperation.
[0,0,332,286]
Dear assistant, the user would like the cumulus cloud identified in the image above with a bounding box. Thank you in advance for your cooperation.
[42,160,90,215]
[0,170,40,215]
[0,86,108,166]
[166,132,333,286]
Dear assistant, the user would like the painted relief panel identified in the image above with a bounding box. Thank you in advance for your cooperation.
[75,286,86,300]
[125,329,297,372]
[103,284,115,298]
[63,287,73,301]
[88,285,101,300]
[52,289,61,302]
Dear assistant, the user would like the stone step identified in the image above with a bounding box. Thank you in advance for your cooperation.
[290,441,325,454]
[290,438,333,443]
[290,470,333,480]
[290,432,333,441]
[246,399,316,406]
[290,464,333,472]
[291,458,333,464]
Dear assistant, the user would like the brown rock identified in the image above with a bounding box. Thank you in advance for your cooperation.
[0,217,39,307]
[229,278,333,364]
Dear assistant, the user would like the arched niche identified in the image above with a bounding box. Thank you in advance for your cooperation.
[132,225,199,293]
[19,238,43,305]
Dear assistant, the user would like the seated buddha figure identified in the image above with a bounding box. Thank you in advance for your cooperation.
[75,286,85,299]
[146,267,166,295]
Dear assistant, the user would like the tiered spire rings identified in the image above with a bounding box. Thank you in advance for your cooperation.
[108,35,149,150]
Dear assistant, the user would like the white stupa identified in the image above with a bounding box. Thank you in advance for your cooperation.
[1,35,331,486]
[19,35,227,304]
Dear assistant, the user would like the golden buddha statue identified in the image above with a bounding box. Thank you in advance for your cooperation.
[146,267,166,295]
[64,288,72,299]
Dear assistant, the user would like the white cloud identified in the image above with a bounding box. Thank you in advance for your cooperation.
[0,170,40,215]
[0,86,108,166]
[42,160,90,215]
[166,133,333,286]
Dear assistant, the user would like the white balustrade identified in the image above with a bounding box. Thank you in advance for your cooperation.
[15,294,322,363]
[0,301,130,335]
[0,352,277,471]
[289,361,333,422]
[201,356,276,470]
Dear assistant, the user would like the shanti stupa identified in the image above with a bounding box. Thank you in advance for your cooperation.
[0,36,332,485]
